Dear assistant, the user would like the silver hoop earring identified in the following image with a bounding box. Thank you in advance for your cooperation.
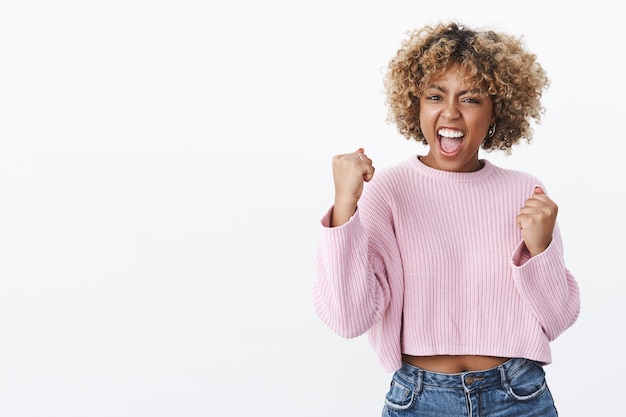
[487,123,496,138]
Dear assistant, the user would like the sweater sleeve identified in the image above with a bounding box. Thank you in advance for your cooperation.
[510,223,580,341]
[312,207,392,338]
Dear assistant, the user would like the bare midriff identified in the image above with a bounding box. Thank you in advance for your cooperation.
[401,354,510,374]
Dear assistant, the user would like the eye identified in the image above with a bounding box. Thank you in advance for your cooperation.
[461,97,480,104]
[426,94,442,101]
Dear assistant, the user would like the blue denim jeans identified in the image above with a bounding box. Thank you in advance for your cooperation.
[382,358,558,417]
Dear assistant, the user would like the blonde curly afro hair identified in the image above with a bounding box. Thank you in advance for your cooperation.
[384,21,550,152]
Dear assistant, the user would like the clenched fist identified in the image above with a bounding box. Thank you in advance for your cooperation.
[331,148,375,227]
[516,186,558,257]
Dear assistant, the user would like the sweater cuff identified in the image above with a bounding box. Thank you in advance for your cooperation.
[511,240,532,266]
[511,238,558,270]
[320,205,358,228]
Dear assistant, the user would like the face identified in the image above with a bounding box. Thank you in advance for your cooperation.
[419,66,495,172]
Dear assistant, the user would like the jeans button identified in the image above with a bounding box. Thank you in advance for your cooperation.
[465,376,474,385]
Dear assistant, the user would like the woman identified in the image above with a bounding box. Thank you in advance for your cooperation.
[313,21,580,416]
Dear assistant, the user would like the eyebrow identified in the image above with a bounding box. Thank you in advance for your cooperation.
[426,84,483,95]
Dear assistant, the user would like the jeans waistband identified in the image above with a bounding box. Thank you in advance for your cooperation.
[396,358,538,392]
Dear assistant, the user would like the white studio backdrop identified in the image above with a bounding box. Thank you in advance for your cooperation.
[0,1,623,416]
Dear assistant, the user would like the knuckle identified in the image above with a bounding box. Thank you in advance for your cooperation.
[552,203,559,214]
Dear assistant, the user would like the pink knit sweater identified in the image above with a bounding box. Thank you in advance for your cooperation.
[313,156,580,372]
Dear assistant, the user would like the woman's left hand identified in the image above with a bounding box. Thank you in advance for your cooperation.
[516,186,558,257]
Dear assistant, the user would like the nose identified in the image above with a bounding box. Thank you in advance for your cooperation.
[441,100,460,120]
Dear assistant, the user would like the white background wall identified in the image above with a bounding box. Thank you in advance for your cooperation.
[0,1,623,416]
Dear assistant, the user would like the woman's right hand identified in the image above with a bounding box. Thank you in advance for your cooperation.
[330,148,375,227]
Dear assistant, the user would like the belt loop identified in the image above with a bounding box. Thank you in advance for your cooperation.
[415,369,424,395]
[498,363,510,390]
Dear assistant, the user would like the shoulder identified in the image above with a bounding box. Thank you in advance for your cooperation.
[367,158,415,191]
[485,162,549,200]
[374,157,418,182]
[488,161,543,186]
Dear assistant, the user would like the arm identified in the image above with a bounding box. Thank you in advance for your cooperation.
[313,208,391,338]
[511,222,580,341]
[313,149,404,340]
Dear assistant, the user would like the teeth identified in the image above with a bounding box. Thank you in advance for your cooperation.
[438,128,464,138]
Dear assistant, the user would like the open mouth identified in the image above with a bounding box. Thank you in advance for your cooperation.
[437,128,464,154]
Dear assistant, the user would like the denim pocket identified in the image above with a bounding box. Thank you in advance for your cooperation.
[505,362,549,401]
[384,377,416,411]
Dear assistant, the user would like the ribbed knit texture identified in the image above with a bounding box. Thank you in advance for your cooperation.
[313,156,580,372]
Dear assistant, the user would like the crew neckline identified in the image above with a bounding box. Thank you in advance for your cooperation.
[408,155,495,183]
